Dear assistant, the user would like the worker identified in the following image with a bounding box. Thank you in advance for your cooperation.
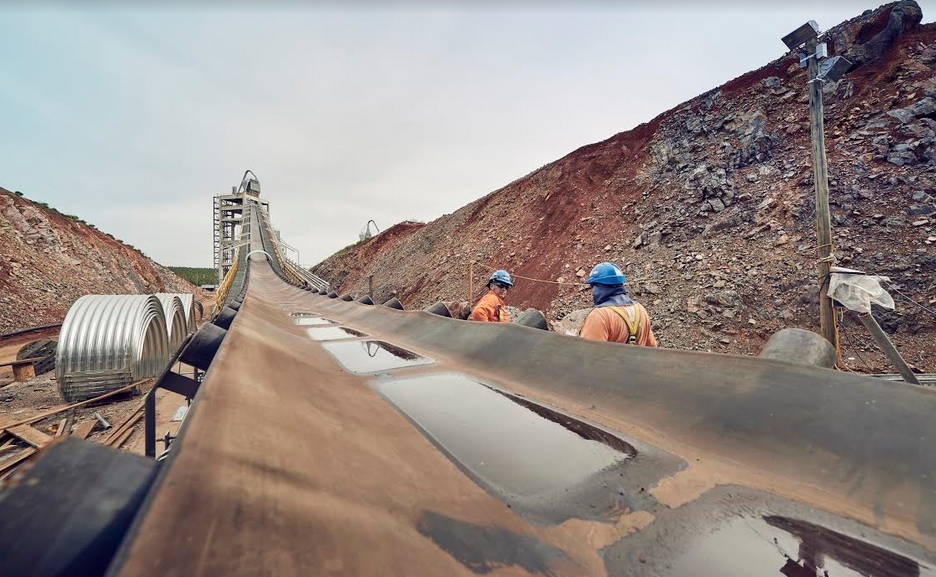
[579,262,657,346]
[471,270,513,322]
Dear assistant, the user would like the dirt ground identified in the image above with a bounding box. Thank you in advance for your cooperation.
[0,313,209,477]
[0,370,187,463]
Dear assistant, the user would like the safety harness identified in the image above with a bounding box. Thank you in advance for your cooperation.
[608,305,642,345]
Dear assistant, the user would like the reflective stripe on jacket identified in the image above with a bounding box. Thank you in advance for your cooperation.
[471,292,510,323]
[579,303,657,346]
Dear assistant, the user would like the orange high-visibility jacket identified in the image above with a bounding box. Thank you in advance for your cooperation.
[579,304,657,346]
[471,292,510,323]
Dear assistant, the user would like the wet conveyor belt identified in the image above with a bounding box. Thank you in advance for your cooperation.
[374,373,638,524]
[101,251,936,577]
[297,311,680,525]
[321,340,436,374]
[305,326,368,341]
[293,316,337,326]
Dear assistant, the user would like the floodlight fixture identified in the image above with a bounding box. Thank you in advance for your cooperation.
[799,42,828,68]
[781,20,820,51]
[818,55,852,83]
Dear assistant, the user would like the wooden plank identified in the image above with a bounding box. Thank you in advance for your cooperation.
[71,420,96,440]
[62,410,75,439]
[110,426,137,449]
[103,402,145,447]
[0,448,36,479]
[0,439,16,453]
[8,424,54,449]
[54,418,68,438]
[0,357,45,368]
[0,379,150,433]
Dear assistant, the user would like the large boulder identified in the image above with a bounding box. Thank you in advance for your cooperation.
[551,309,592,336]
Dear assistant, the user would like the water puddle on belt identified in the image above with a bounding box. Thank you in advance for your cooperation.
[375,374,631,497]
[294,317,337,326]
[306,326,368,341]
[322,340,435,373]
[663,515,933,577]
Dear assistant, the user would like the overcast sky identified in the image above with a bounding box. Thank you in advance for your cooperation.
[2,1,933,268]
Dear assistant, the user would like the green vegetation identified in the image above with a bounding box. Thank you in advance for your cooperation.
[32,200,80,221]
[7,188,157,257]
[169,266,217,286]
[12,189,119,241]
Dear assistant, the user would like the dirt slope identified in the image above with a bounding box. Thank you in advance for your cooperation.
[313,1,936,372]
[319,221,426,291]
[0,187,199,333]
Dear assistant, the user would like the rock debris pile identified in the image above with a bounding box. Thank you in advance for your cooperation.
[0,187,197,333]
[313,1,935,372]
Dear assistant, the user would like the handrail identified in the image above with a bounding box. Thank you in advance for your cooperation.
[215,246,240,310]
[255,210,329,290]
[259,211,305,286]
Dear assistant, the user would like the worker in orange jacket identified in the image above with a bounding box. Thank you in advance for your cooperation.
[471,270,513,322]
[579,262,657,346]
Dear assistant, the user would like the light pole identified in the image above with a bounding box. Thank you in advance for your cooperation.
[782,21,851,347]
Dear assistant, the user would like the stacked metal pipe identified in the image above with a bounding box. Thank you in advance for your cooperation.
[158,293,198,333]
[169,293,199,332]
[56,295,171,402]
[154,294,189,352]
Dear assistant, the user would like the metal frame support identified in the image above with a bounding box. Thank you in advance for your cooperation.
[856,312,921,385]
[144,374,199,458]
[144,334,200,458]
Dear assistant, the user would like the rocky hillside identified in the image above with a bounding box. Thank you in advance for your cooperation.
[320,221,426,290]
[0,187,198,333]
[313,1,936,373]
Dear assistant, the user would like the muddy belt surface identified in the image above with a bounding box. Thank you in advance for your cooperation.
[109,259,936,577]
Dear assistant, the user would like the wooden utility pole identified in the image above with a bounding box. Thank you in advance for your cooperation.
[806,37,838,348]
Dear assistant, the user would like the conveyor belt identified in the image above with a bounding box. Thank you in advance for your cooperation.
[106,203,936,576]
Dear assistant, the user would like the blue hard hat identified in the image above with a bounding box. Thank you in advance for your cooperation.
[586,262,626,285]
[488,270,514,287]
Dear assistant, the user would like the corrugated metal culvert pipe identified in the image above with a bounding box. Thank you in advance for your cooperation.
[55,295,170,402]
[157,292,198,333]
[154,294,189,353]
